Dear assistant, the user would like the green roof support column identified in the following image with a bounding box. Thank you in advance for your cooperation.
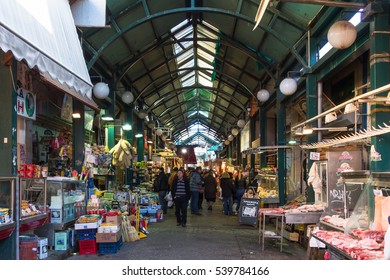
[305,73,318,203]
[137,117,144,162]
[259,106,267,168]
[276,91,286,205]
[125,107,133,186]
[369,0,390,172]
[250,115,256,171]
[72,100,85,173]
[228,142,232,165]
[0,52,17,260]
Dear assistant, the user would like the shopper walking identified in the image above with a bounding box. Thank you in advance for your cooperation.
[189,166,203,215]
[234,172,247,213]
[203,171,217,210]
[220,171,235,215]
[171,169,190,227]
[157,167,169,214]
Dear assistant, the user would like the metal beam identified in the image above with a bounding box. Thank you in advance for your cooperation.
[280,0,365,9]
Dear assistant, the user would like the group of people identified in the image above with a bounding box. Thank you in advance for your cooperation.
[154,166,255,227]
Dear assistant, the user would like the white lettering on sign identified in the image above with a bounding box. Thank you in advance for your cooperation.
[329,189,352,204]
[16,88,36,120]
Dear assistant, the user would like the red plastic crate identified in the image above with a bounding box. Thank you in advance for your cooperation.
[79,239,97,255]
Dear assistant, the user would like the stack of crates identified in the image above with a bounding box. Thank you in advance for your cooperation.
[98,236,123,254]
[77,229,97,255]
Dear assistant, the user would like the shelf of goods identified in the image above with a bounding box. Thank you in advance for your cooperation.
[256,173,279,204]
[34,177,87,248]
[19,178,48,232]
[0,177,16,240]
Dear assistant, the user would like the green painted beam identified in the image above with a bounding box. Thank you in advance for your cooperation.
[276,91,286,205]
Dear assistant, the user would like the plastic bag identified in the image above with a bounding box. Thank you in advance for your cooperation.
[165,191,172,201]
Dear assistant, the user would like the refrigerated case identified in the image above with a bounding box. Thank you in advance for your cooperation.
[34,177,86,247]
[256,172,279,204]
[19,178,48,232]
[0,177,15,240]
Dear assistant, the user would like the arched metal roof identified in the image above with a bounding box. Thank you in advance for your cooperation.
[79,0,365,146]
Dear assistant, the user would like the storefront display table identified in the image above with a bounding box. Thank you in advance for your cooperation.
[259,212,284,252]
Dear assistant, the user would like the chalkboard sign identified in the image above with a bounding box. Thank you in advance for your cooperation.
[238,198,261,225]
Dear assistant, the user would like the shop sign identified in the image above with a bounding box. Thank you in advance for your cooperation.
[16,88,36,120]
[238,198,260,226]
[309,152,320,161]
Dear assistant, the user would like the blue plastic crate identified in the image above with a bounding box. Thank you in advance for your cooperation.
[98,237,123,254]
[76,229,97,240]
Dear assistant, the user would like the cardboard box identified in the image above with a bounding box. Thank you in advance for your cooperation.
[37,237,48,259]
[96,230,122,243]
[105,215,122,225]
[54,231,69,250]
[282,231,299,242]
[75,219,101,230]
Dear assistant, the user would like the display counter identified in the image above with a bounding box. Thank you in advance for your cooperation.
[34,177,86,247]
[256,173,279,204]
[19,178,48,232]
[285,212,323,224]
[0,177,16,240]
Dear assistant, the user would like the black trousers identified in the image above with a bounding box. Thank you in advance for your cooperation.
[174,196,188,225]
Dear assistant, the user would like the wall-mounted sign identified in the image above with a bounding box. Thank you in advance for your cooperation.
[310,152,320,161]
[16,88,36,120]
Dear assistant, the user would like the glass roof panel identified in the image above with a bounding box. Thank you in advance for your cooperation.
[172,20,220,144]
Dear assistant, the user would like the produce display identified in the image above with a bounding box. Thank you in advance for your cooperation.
[21,200,43,217]
[78,214,101,223]
[109,139,133,169]
[313,229,385,260]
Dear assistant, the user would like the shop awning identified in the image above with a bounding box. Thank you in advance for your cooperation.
[0,0,98,110]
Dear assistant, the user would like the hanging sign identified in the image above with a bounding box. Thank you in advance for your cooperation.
[16,88,36,120]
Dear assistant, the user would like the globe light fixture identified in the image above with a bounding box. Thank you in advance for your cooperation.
[224,140,230,145]
[231,128,239,136]
[257,89,270,102]
[237,119,246,128]
[121,91,134,104]
[155,128,163,136]
[138,109,147,119]
[93,82,109,99]
[327,20,357,49]
[228,134,234,142]
[280,77,297,96]
[147,120,155,129]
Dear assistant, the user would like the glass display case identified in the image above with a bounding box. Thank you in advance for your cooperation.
[19,178,48,232]
[344,172,390,234]
[0,177,15,240]
[256,172,279,204]
[34,177,87,248]
[46,177,86,224]
[320,170,370,232]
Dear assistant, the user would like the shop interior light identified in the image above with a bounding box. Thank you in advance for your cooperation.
[325,112,337,124]
[101,114,114,121]
[302,126,313,135]
[122,123,132,131]
[344,103,358,114]
[181,148,187,154]
[294,127,303,135]
[72,113,81,119]
[147,140,153,144]
[135,133,143,138]
[288,139,297,145]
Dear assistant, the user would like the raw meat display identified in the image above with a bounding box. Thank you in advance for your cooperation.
[350,229,385,243]
[312,229,384,260]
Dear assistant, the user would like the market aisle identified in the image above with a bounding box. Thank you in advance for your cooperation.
[65,200,307,260]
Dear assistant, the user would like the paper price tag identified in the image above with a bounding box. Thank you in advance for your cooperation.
[373,189,383,196]
[310,152,320,161]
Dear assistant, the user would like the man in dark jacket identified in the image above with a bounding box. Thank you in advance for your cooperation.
[157,167,169,214]
[171,169,191,227]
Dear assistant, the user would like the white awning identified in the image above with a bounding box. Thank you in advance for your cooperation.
[0,0,98,110]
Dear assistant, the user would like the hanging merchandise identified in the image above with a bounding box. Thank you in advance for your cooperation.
[370,145,382,161]
[109,139,133,169]
[307,163,321,194]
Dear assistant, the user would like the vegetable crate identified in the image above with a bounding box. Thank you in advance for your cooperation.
[98,236,123,254]
[79,239,97,255]
[76,229,97,240]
